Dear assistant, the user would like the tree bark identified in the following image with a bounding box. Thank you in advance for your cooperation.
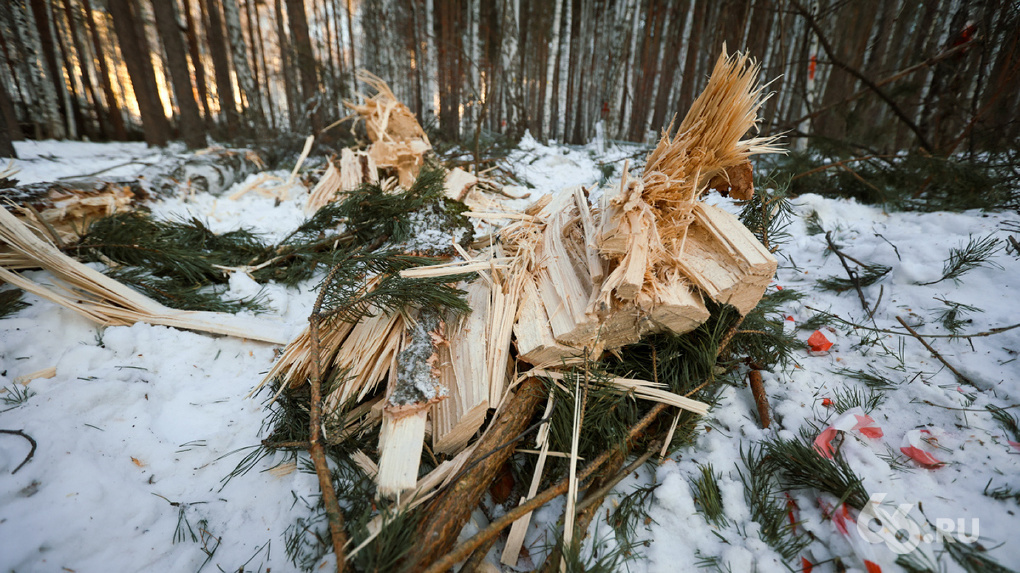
[150,0,205,149]
[202,0,239,136]
[49,0,82,139]
[29,0,70,138]
[107,0,169,146]
[284,0,322,133]
[60,0,105,138]
[273,0,298,130]
[221,0,262,125]
[541,0,562,141]
[0,81,17,157]
[180,0,213,127]
[82,0,127,139]
[410,376,546,570]
[251,0,275,130]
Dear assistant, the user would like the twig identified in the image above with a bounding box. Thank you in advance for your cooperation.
[261,439,310,450]
[423,402,670,573]
[874,233,901,260]
[574,442,660,515]
[748,370,770,429]
[805,306,1020,339]
[0,429,37,474]
[779,42,973,132]
[791,155,896,181]
[895,316,973,386]
[825,232,873,317]
[307,264,348,573]
[55,158,157,180]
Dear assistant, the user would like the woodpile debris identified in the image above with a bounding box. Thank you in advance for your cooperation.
[345,70,432,189]
[309,73,510,217]
[263,49,781,528]
[0,205,289,344]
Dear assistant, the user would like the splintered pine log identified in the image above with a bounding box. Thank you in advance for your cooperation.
[305,148,379,213]
[344,71,432,189]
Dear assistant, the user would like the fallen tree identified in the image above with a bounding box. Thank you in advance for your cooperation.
[257,48,786,571]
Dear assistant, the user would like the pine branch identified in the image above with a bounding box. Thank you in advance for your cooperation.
[918,234,1002,285]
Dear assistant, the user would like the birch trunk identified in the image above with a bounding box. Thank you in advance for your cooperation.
[617,0,641,139]
[555,0,571,141]
[273,0,297,130]
[221,0,262,124]
[541,0,562,142]
[499,0,521,137]
[424,0,438,119]
[16,1,64,139]
[202,0,239,136]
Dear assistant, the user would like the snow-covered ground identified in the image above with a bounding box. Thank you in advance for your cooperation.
[1,139,1018,572]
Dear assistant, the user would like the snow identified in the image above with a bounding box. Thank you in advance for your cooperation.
[3,139,1020,572]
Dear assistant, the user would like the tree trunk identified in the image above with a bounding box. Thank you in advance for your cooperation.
[221,0,262,125]
[150,0,205,148]
[251,0,275,130]
[29,0,70,138]
[346,0,356,98]
[274,0,297,130]
[60,0,106,139]
[82,0,127,139]
[0,81,17,157]
[107,0,168,146]
[180,0,213,127]
[285,0,323,133]
[202,0,239,136]
[499,0,523,138]
[49,0,82,139]
[17,1,64,139]
[541,0,562,141]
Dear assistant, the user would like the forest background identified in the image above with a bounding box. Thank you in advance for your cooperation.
[0,0,1017,163]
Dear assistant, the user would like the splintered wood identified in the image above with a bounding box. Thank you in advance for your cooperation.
[263,49,780,508]
[0,206,289,344]
[344,71,432,189]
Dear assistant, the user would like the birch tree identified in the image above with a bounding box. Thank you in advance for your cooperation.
[221,0,263,124]
[203,0,239,135]
[541,0,562,141]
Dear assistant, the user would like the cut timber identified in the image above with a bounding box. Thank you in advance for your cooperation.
[345,71,431,189]
[2,179,142,253]
[513,277,579,367]
[673,203,777,315]
[323,310,404,409]
[444,167,478,202]
[535,190,598,347]
[0,207,289,344]
[647,272,710,334]
[305,149,378,213]
[432,281,490,455]
[377,407,430,499]
[486,246,523,405]
[377,311,447,499]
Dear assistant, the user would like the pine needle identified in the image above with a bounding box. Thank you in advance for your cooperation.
[919,234,1002,285]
